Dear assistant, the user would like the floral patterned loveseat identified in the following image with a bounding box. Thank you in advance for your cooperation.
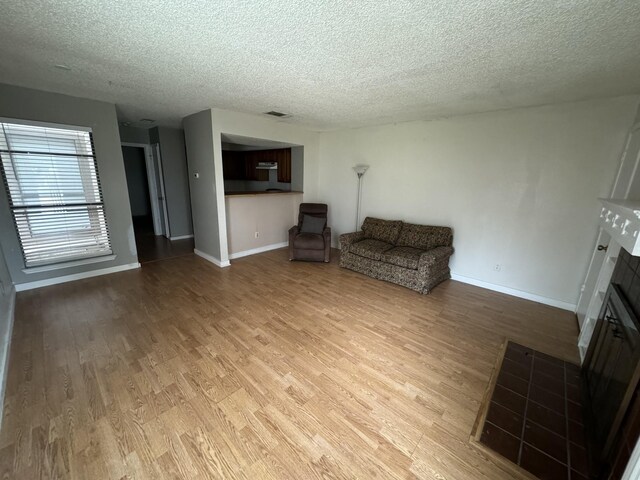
[339,217,454,294]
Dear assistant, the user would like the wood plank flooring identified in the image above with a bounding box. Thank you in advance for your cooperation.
[0,249,580,479]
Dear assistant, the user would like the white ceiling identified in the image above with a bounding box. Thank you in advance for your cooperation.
[1,1,639,130]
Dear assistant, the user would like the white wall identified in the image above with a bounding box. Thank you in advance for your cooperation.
[318,96,640,308]
[225,193,302,257]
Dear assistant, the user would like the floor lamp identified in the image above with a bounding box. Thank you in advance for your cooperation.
[353,164,369,230]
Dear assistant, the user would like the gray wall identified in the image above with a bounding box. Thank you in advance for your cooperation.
[151,127,193,237]
[0,243,10,296]
[119,125,150,144]
[0,242,13,426]
[122,146,151,217]
[183,110,221,259]
[0,83,138,285]
[291,146,304,192]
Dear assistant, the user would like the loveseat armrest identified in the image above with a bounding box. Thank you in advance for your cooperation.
[419,246,454,268]
[339,231,365,250]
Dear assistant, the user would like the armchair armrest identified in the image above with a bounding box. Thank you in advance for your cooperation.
[288,225,299,260]
[419,246,454,269]
[323,226,332,242]
[339,231,365,250]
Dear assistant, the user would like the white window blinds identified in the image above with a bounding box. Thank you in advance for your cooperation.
[0,122,112,268]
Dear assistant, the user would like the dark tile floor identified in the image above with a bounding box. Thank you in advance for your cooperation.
[480,342,592,480]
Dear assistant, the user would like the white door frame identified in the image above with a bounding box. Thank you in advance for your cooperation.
[152,143,171,239]
[623,437,640,480]
[121,142,164,236]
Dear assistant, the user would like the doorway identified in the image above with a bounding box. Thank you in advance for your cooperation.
[121,143,193,263]
[122,145,154,235]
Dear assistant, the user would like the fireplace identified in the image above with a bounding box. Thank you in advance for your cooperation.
[583,248,640,476]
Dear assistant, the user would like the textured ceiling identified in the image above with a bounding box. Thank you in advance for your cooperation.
[1,1,640,130]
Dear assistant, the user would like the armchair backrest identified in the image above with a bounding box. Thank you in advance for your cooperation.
[298,203,328,227]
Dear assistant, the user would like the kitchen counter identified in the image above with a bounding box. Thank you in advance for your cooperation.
[224,190,303,197]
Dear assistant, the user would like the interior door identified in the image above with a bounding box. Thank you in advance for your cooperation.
[152,143,171,238]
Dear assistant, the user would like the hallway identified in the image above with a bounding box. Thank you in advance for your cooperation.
[133,216,194,264]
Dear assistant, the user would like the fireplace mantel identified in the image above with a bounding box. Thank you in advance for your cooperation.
[599,199,640,256]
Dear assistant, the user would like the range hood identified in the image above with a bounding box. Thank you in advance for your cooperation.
[256,161,278,170]
[599,198,640,255]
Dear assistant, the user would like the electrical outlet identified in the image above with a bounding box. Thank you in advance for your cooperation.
[494,264,501,272]
[255,231,259,238]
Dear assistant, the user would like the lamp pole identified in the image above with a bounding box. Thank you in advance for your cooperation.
[353,165,369,230]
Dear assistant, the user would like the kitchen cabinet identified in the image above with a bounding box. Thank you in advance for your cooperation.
[222,148,292,183]
[222,151,246,180]
[277,148,291,183]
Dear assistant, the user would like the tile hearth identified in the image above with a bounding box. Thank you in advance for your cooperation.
[479,342,592,480]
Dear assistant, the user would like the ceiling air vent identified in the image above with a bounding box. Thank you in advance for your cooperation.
[264,111,291,118]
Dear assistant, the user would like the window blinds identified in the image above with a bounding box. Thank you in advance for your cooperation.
[0,122,112,267]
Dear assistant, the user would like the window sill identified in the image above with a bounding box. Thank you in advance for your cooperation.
[22,254,117,274]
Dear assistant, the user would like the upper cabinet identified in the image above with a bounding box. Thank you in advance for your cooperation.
[222,151,246,180]
[276,149,291,183]
[222,148,291,183]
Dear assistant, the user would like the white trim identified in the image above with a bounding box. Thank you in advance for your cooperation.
[228,242,288,260]
[170,234,194,241]
[0,116,92,132]
[0,285,16,428]
[14,262,141,292]
[153,143,171,239]
[622,436,640,480]
[194,249,231,268]
[22,254,116,274]
[450,272,577,311]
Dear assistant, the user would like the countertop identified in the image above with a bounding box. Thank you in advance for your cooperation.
[224,191,303,197]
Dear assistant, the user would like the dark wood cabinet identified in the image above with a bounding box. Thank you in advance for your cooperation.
[222,148,291,183]
[277,148,291,183]
[222,151,246,180]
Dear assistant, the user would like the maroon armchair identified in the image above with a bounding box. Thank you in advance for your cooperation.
[288,203,331,262]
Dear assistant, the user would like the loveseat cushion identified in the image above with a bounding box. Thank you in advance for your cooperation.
[350,238,394,261]
[381,246,423,270]
[293,232,324,250]
[361,217,403,244]
[396,224,453,251]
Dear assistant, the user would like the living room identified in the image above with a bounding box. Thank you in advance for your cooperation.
[1,1,640,479]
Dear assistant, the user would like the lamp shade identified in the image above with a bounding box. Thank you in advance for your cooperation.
[353,164,369,175]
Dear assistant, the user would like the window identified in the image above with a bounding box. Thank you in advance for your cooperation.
[0,121,112,268]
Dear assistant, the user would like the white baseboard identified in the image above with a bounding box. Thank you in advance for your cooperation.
[170,234,194,241]
[450,273,577,311]
[14,262,141,292]
[194,249,231,268]
[0,285,16,428]
[228,242,288,260]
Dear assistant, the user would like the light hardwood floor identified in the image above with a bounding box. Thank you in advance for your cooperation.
[0,249,580,479]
